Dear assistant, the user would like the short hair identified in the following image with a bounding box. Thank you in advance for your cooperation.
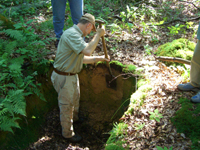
[78,18,91,24]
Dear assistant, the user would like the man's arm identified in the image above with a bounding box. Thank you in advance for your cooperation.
[81,28,105,56]
[83,55,110,64]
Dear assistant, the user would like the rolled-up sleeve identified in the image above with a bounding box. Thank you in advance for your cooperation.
[65,33,88,55]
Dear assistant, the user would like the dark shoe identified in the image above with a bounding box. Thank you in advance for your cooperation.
[74,117,84,124]
[55,39,59,48]
[66,134,82,143]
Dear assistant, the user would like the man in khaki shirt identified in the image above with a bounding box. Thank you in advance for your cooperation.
[51,13,110,142]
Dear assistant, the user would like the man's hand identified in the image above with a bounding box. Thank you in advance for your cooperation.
[96,28,105,37]
[99,55,110,62]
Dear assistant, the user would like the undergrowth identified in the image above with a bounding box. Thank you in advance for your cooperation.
[155,38,195,66]
[171,98,200,149]
[105,122,128,150]
[0,17,50,133]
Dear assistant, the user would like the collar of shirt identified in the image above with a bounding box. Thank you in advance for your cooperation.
[73,24,84,38]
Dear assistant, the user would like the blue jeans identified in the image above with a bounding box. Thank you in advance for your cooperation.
[51,0,83,39]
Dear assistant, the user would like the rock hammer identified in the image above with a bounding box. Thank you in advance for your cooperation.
[96,19,116,88]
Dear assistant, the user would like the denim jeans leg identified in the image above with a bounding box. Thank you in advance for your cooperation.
[51,0,67,39]
[68,0,83,25]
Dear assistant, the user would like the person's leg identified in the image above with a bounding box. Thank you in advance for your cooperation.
[51,72,74,138]
[51,0,67,39]
[178,40,200,91]
[73,74,80,122]
[68,0,83,25]
[190,40,200,87]
[58,75,78,138]
[51,72,82,142]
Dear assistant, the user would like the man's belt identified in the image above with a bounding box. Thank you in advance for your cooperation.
[53,68,76,76]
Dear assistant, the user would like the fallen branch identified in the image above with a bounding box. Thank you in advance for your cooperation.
[155,56,191,65]
[155,15,200,26]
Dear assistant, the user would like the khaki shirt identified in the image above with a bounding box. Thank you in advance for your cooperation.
[54,25,87,73]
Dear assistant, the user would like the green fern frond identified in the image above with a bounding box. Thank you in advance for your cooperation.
[3,83,17,89]
[3,29,23,40]
[9,63,22,73]
[0,108,9,116]
[13,101,26,116]
[0,116,21,134]
[33,88,46,101]
[5,41,17,54]
[8,89,24,98]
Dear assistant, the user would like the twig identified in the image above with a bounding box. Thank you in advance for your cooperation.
[109,73,139,84]
[155,56,191,65]
[157,16,200,26]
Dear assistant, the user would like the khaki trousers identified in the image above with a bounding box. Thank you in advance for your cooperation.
[51,71,80,138]
[190,40,200,87]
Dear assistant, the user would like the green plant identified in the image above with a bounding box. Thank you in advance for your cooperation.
[134,123,145,130]
[118,5,136,32]
[111,46,117,53]
[171,98,200,149]
[149,109,163,122]
[108,23,122,34]
[1,1,48,19]
[186,22,194,29]
[137,79,149,88]
[105,122,128,150]
[156,146,173,150]
[122,64,136,73]
[181,67,190,82]
[141,21,150,35]
[168,24,185,35]
[144,44,153,55]
[0,18,50,133]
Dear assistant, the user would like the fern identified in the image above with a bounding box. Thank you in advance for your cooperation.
[5,41,18,54]
[3,29,23,40]
[9,57,24,73]
[0,116,21,134]
[0,90,27,133]
[0,22,49,133]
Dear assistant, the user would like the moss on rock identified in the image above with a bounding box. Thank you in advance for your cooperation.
[155,38,195,60]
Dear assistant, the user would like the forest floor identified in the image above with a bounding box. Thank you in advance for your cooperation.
[25,1,200,149]
[25,29,196,150]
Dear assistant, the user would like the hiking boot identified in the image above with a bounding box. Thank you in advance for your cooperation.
[55,39,59,48]
[191,91,200,103]
[177,83,200,92]
[66,134,82,143]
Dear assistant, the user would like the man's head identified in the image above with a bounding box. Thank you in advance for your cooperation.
[78,13,96,36]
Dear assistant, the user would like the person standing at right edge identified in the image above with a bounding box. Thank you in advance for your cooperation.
[178,22,200,103]
[51,0,83,48]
